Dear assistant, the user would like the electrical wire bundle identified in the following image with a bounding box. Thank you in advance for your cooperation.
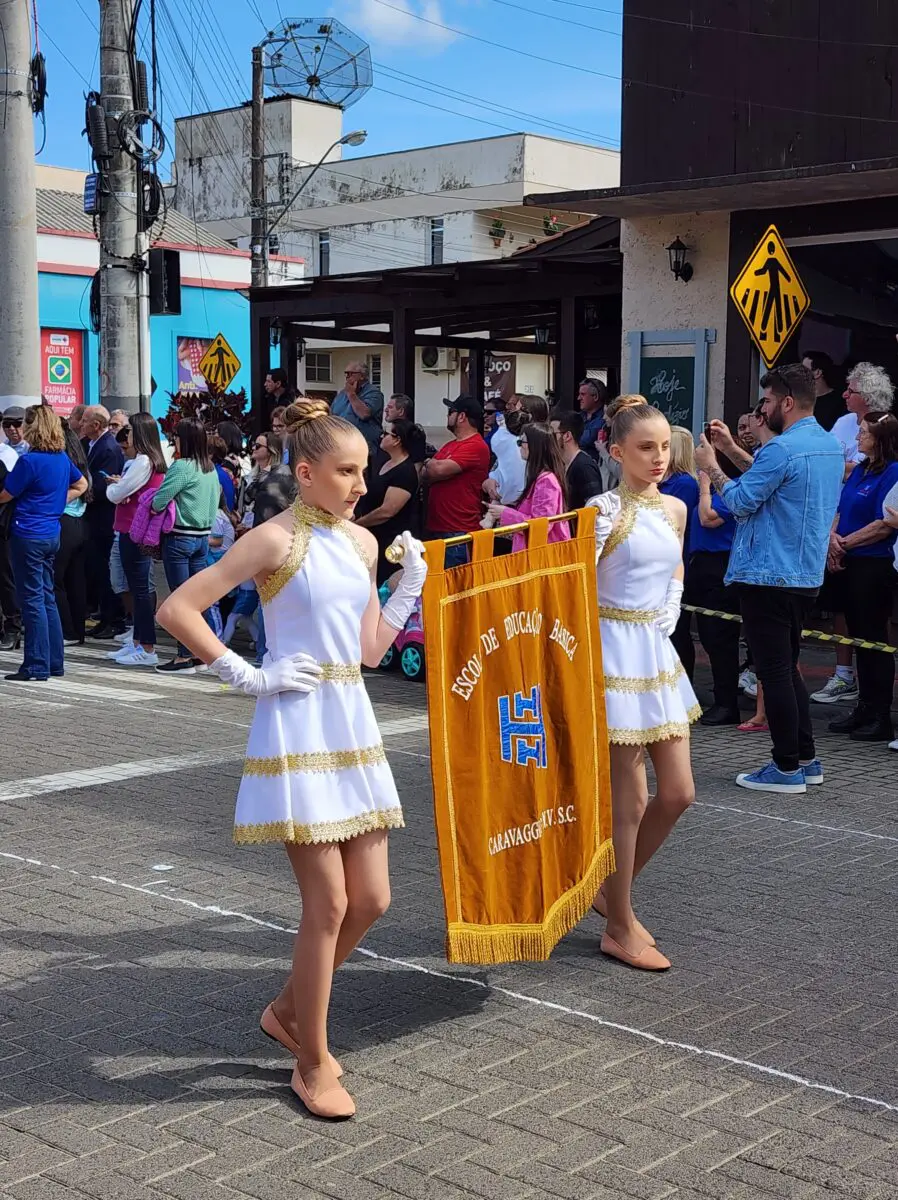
[82,0,167,235]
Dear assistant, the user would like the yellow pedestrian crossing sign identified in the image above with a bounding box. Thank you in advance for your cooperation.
[198,333,241,392]
[730,225,810,369]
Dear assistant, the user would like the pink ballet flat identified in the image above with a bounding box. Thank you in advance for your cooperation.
[260,1004,343,1078]
[601,933,671,972]
[290,1064,355,1120]
[591,891,656,948]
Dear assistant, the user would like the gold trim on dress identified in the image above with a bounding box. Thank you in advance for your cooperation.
[259,510,311,606]
[608,703,702,746]
[319,662,363,684]
[243,743,387,777]
[599,501,635,561]
[605,663,686,693]
[296,501,375,572]
[600,605,662,624]
[234,806,405,846]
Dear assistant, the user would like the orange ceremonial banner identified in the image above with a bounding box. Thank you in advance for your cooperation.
[422,510,614,965]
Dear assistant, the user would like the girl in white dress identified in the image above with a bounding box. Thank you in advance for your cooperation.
[157,401,427,1120]
[586,395,700,971]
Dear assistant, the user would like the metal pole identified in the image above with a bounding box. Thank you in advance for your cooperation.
[0,0,41,411]
[136,229,152,412]
[99,0,140,412]
[250,45,267,289]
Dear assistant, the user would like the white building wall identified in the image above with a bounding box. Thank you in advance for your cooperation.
[620,212,731,418]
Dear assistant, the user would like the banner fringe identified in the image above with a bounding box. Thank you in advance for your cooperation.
[446,839,616,965]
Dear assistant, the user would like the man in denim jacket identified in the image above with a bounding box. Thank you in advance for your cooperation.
[695,363,843,796]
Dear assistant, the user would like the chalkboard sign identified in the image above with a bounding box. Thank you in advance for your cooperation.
[639,356,696,430]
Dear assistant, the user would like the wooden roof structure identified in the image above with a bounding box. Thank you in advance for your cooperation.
[249,219,622,421]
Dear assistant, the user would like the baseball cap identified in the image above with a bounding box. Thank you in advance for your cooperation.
[444,395,483,420]
[2,406,26,423]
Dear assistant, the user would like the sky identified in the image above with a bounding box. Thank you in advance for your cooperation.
[34,0,623,176]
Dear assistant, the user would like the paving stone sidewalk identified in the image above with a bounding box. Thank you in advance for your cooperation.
[0,642,895,1199]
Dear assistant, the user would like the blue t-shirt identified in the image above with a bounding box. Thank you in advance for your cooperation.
[5,451,82,539]
[660,471,700,559]
[690,492,736,554]
[216,464,236,511]
[837,461,898,558]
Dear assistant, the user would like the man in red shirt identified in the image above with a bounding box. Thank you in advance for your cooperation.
[422,396,490,566]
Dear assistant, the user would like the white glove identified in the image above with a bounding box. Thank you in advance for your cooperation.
[656,579,684,638]
[210,648,322,697]
[382,532,428,631]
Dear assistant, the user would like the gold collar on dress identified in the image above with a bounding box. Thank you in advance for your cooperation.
[618,480,664,509]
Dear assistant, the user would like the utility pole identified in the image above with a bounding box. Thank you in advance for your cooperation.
[99,0,142,411]
[250,44,267,289]
[0,0,41,411]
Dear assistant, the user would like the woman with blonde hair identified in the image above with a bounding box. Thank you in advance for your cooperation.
[588,394,699,970]
[0,406,87,681]
[158,399,427,1119]
[659,425,699,678]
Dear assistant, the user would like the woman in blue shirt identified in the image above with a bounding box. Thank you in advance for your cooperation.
[0,406,86,681]
[689,472,741,725]
[827,413,898,742]
[660,427,700,680]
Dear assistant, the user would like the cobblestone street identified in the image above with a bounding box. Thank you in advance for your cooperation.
[0,641,895,1200]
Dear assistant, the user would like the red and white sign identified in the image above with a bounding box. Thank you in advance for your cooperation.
[41,329,85,418]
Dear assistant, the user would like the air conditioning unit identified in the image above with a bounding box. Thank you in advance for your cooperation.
[420,347,459,373]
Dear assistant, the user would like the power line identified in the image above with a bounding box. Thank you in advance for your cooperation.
[374,63,619,148]
[370,0,898,127]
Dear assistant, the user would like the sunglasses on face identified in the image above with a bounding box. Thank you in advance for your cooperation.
[252,441,268,451]
[2,420,22,429]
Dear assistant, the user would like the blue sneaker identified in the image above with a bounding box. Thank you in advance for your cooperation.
[801,759,824,786]
[736,762,807,794]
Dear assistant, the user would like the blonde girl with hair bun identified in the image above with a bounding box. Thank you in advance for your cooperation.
[158,398,428,1120]
[585,399,699,971]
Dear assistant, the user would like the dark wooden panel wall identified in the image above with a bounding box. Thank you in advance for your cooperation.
[622,0,898,186]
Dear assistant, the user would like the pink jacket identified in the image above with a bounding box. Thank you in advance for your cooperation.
[129,487,176,549]
[113,471,165,535]
[499,471,571,553]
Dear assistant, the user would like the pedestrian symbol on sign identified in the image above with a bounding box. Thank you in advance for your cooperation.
[729,225,810,369]
[198,333,241,392]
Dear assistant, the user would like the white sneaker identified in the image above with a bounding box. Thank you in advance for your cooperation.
[889,739,898,752]
[114,628,135,645]
[118,647,159,667]
[109,643,136,662]
[811,675,859,705]
[739,669,757,697]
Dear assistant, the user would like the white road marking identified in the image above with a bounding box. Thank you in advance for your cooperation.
[0,849,895,1117]
[0,748,245,801]
[694,801,898,846]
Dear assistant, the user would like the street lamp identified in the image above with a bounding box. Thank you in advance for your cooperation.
[266,130,367,247]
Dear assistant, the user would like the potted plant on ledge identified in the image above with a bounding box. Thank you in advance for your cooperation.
[489,218,507,248]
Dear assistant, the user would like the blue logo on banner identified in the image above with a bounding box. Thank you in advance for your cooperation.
[498,685,547,768]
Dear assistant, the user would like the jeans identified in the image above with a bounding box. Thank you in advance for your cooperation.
[832,557,896,716]
[119,531,157,648]
[10,533,64,679]
[424,529,469,569]
[54,514,88,641]
[161,533,210,657]
[739,585,815,773]
[689,551,741,711]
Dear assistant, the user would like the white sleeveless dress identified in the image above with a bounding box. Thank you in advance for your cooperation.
[233,501,404,845]
[593,485,701,745]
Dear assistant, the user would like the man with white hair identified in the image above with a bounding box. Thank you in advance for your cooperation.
[331,361,384,454]
[832,362,894,476]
